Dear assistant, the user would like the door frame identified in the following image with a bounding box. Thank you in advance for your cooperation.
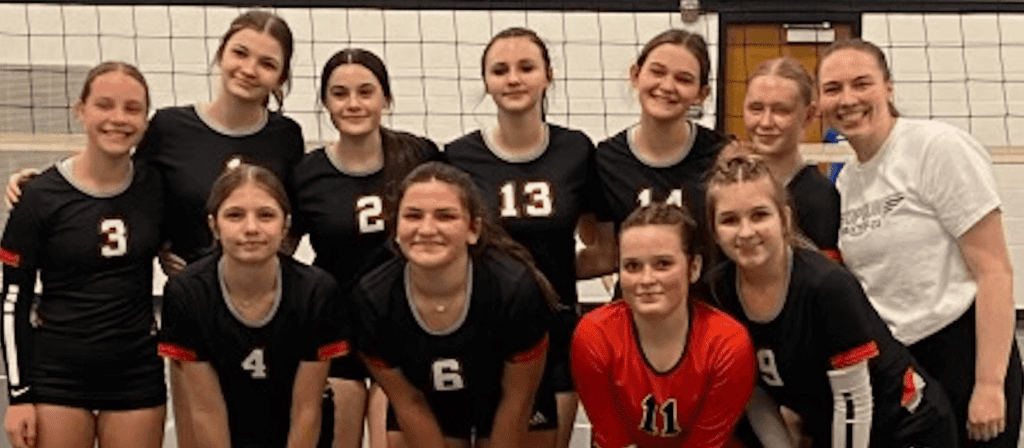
[715,11,862,132]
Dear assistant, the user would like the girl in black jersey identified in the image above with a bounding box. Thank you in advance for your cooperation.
[4,15,305,446]
[706,156,957,448]
[591,29,727,249]
[740,57,840,258]
[1,62,166,448]
[353,162,556,448]
[159,163,350,448]
[444,27,607,448]
[289,48,441,448]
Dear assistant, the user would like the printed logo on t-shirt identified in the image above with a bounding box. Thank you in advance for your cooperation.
[839,193,904,238]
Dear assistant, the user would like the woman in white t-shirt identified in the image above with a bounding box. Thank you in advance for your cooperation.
[816,38,1022,448]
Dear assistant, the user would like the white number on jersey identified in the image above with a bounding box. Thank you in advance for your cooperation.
[639,394,680,437]
[356,196,385,234]
[431,358,465,391]
[242,348,268,379]
[636,188,683,208]
[100,218,127,258]
[756,348,784,386]
[499,181,554,218]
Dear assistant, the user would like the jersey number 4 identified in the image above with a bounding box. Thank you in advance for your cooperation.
[500,181,553,218]
[640,394,680,437]
[242,348,268,379]
[99,218,127,258]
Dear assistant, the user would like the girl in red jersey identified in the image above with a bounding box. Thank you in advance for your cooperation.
[1,62,166,448]
[572,202,755,448]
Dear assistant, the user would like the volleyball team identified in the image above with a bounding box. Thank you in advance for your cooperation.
[0,9,1020,448]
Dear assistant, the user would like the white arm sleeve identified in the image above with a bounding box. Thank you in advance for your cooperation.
[746,386,796,448]
[827,360,873,448]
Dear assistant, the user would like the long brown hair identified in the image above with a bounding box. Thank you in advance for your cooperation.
[214,10,294,108]
[319,48,434,199]
[392,162,559,309]
[635,29,711,90]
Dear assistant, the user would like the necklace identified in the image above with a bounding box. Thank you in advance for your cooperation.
[435,304,447,313]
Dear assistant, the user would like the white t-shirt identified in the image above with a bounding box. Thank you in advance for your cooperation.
[836,118,1001,345]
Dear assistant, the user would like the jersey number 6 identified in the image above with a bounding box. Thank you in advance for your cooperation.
[431,358,465,391]
[100,218,127,258]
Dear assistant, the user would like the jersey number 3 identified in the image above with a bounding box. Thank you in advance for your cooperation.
[640,394,680,437]
[100,219,127,258]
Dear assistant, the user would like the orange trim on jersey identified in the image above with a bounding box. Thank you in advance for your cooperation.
[829,340,879,370]
[901,366,924,410]
[158,342,197,362]
[364,355,392,370]
[822,249,843,264]
[0,248,21,268]
[317,340,350,361]
[510,334,549,364]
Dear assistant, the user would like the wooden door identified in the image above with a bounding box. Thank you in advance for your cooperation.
[723,22,854,142]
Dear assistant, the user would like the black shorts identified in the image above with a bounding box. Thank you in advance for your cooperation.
[908,303,1024,448]
[884,365,958,448]
[329,354,369,381]
[546,308,578,392]
[386,385,557,437]
[29,331,166,411]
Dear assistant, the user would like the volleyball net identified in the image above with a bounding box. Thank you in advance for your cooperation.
[2,3,1024,150]
[0,2,718,148]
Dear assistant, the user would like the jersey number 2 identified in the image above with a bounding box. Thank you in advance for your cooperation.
[100,219,127,258]
[500,181,553,218]
[640,395,680,437]
[357,196,385,234]
[242,348,268,379]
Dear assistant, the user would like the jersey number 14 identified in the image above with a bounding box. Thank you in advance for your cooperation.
[636,188,683,208]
